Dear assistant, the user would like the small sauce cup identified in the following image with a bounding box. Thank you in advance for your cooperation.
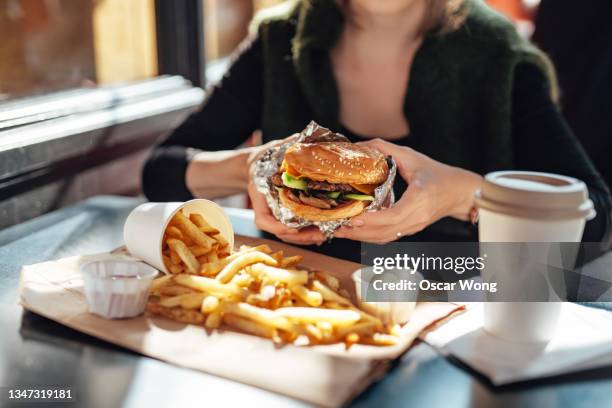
[352,268,417,325]
[81,260,158,319]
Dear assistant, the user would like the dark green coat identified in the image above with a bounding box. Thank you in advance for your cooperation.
[254,0,557,175]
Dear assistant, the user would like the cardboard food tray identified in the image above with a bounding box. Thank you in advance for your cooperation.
[19,235,464,407]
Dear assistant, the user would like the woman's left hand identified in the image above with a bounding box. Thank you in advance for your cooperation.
[334,139,483,244]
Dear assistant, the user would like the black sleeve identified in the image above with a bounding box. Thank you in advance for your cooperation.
[142,34,263,201]
[512,62,612,245]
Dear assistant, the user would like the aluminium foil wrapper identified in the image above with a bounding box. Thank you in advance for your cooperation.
[252,121,397,239]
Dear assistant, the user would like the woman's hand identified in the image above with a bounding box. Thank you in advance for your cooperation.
[247,181,326,245]
[247,134,326,246]
[334,139,483,244]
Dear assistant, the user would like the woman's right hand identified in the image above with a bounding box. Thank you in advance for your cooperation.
[247,135,326,246]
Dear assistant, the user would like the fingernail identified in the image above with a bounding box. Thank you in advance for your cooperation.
[352,219,364,227]
[286,228,298,234]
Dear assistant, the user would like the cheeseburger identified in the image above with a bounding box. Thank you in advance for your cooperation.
[269,132,389,222]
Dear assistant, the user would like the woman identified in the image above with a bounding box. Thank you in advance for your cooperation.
[143,0,611,260]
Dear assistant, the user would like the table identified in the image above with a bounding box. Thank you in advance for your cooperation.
[1,196,611,407]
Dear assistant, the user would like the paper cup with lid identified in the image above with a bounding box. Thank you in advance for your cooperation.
[123,199,234,273]
[474,171,595,342]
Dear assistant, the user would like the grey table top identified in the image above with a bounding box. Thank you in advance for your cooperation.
[1,196,611,408]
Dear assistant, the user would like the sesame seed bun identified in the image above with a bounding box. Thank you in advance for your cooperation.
[279,189,368,222]
[284,142,389,185]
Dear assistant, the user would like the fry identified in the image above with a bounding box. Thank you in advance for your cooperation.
[316,321,334,341]
[169,250,182,265]
[235,244,272,257]
[361,333,399,346]
[190,213,220,234]
[221,301,293,331]
[315,271,340,291]
[150,275,172,292]
[167,263,184,274]
[304,323,323,341]
[205,311,222,329]
[271,250,284,264]
[344,333,360,350]
[165,226,184,240]
[201,295,220,313]
[189,245,211,257]
[323,297,384,331]
[223,314,277,339]
[291,285,323,307]
[158,293,183,308]
[200,259,230,277]
[174,274,245,298]
[208,251,219,263]
[280,255,303,268]
[157,285,195,296]
[180,293,207,309]
[148,303,205,324]
[172,211,216,249]
[311,280,352,305]
[231,273,253,287]
[275,307,361,326]
[336,320,378,338]
[249,263,307,286]
[167,238,200,274]
[212,233,228,248]
[215,251,278,283]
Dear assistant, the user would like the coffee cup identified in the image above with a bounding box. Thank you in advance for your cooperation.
[475,171,595,342]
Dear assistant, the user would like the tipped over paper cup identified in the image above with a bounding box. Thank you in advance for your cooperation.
[123,199,234,273]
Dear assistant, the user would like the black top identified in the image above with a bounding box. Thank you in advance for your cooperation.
[533,0,612,190]
[143,34,612,260]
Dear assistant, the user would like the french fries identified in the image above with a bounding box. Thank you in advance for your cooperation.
[189,213,219,234]
[173,274,245,298]
[167,238,199,274]
[173,211,216,249]
[290,285,323,307]
[148,243,402,347]
[161,209,230,275]
[249,263,308,286]
[215,251,277,283]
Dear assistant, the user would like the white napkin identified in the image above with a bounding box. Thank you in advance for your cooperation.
[421,302,612,385]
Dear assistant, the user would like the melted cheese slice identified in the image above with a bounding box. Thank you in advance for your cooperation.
[349,183,377,195]
[280,159,302,178]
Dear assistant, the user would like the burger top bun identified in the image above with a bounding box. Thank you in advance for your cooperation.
[284,142,389,185]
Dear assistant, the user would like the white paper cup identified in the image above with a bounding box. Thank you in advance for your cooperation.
[475,171,594,343]
[123,199,234,273]
[352,269,417,325]
[81,260,158,319]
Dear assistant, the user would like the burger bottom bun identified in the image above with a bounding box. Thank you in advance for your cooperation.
[279,189,368,222]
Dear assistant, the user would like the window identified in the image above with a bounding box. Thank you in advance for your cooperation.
[0,0,157,101]
[0,0,205,228]
[203,0,286,63]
